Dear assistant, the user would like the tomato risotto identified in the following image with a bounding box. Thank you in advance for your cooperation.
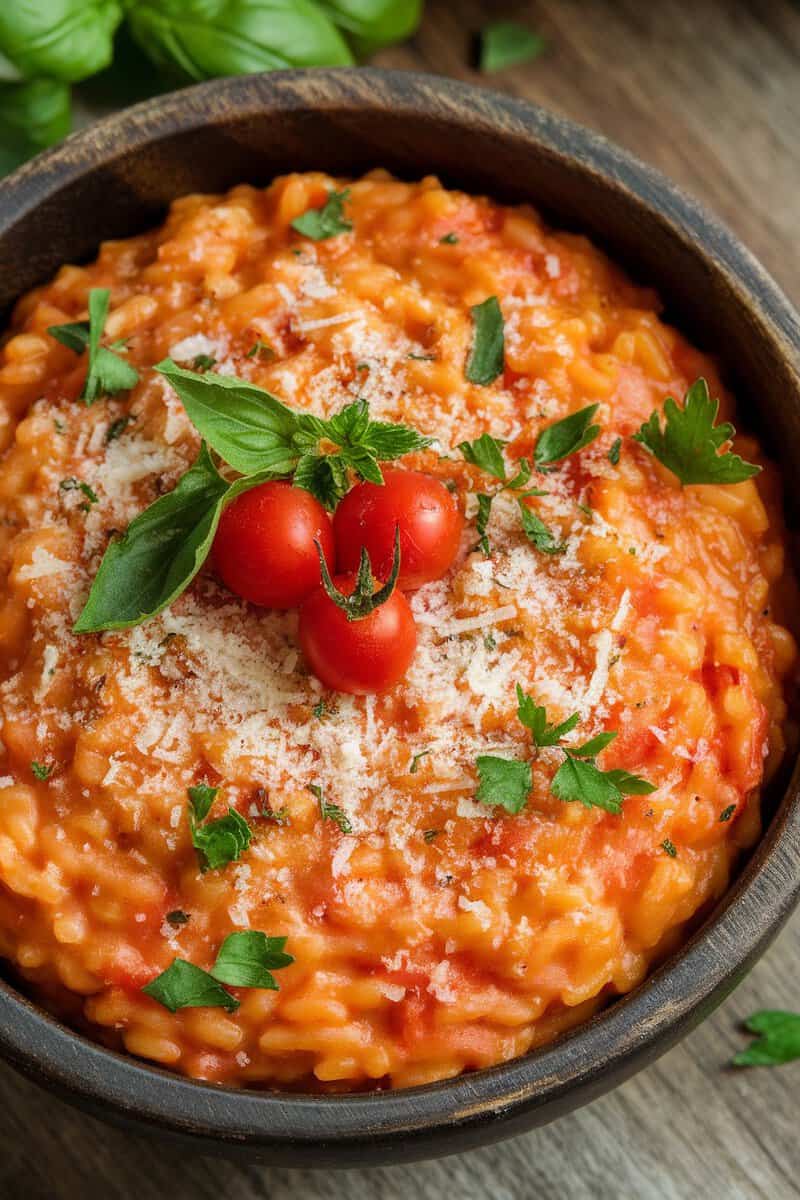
[0,172,795,1089]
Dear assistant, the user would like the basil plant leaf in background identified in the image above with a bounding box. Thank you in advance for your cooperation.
[0,77,71,174]
[0,1,123,83]
[125,0,355,82]
[318,0,422,56]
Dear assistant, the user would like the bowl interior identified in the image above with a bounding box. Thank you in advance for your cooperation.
[0,69,798,1166]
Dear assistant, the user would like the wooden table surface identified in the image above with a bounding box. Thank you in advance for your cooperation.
[2,2,799,1197]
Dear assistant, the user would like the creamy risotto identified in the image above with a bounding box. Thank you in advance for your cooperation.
[0,171,795,1089]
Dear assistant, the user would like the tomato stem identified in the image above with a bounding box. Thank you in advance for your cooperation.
[315,526,402,621]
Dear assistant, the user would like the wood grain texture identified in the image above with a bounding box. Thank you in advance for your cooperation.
[4,0,800,1195]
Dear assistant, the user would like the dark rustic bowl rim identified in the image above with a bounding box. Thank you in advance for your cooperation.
[0,67,799,1164]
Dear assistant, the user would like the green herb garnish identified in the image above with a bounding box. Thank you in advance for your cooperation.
[661,838,677,857]
[312,784,352,833]
[480,21,546,73]
[633,378,760,485]
[608,436,622,466]
[165,910,190,927]
[409,749,431,774]
[143,931,292,1013]
[466,296,504,386]
[31,761,52,781]
[733,1011,800,1067]
[534,404,601,467]
[476,756,532,815]
[291,188,352,240]
[48,288,139,403]
[187,783,252,872]
[719,804,736,822]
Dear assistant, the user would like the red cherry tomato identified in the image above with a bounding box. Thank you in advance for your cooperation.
[333,469,462,590]
[213,481,334,609]
[299,574,417,694]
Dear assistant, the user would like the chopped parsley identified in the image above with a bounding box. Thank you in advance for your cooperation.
[733,1011,800,1067]
[661,838,678,857]
[466,296,505,386]
[105,413,134,442]
[246,339,275,361]
[459,433,507,480]
[30,761,52,781]
[422,828,441,843]
[633,378,760,485]
[409,749,431,774]
[312,699,328,720]
[291,188,352,241]
[165,910,190,927]
[439,232,459,245]
[608,436,622,465]
[187,784,252,872]
[143,931,293,1013]
[475,493,493,556]
[48,288,139,404]
[517,500,565,555]
[719,804,736,822]
[59,477,98,510]
[534,404,601,467]
[311,784,352,834]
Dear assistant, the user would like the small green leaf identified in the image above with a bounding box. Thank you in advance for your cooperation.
[475,493,493,556]
[608,436,622,465]
[143,959,239,1013]
[719,804,736,822]
[31,761,52,781]
[534,404,601,467]
[409,749,430,774]
[312,784,352,833]
[551,754,624,814]
[633,378,760,486]
[515,685,580,747]
[476,755,532,814]
[187,783,219,823]
[49,288,139,404]
[570,731,618,758]
[459,433,507,480]
[293,452,350,510]
[733,1011,800,1067]
[188,785,252,873]
[517,500,565,555]
[210,931,293,990]
[480,21,546,73]
[603,769,656,796]
[661,838,677,857]
[291,188,352,240]
[466,297,504,386]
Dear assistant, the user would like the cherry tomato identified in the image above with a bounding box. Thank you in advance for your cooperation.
[299,573,417,694]
[213,481,334,609]
[333,469,462,590]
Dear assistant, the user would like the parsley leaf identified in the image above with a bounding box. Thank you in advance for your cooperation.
[459,433,507,481]
[475,493,493,555]
[608,436,622,466]
[312,784,352,833]
[188,785,252,872]
[48,288,139,404]
[30,761,52,781]
[551,754,626,814]
[661,838,677,857]
[719,804,736,822]
[534,404,601,467]
[291,189,352,240]
[143,959,240,1013]
[210,931,293,990]
[480,21,546,72]
[476,755,532,814]
[515,684,579,747]
[517,500,565,555]
[466,297,504,386]
[733,1011,800,1067]
[633,378,760,485]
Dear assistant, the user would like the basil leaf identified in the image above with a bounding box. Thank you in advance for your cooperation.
[293,453,350,510]
[143,958,240,1013]
[312,784,352,833]
[0,2,122,84]
[0,78,71,174]
[466,296,504,386]
[476,755,532,814]
[517,500,565,555]
[534,404,601,467]
[49,288,139,403]
[155,358,301,476]
[292,187,352,240]
[74,445,266,634]
[459,433,507,481]
[127,0,353,83]
[210,931,293,989]
[603,769,656,796]
[608,436,622,465]
[189,787,252,873]
[633,378,760,486]
[480,20,546,73]
[733,1011,800,1068]
[318,0,422,56]
[357,418,432,459]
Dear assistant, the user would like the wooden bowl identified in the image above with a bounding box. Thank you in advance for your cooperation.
[0,69,798,1167]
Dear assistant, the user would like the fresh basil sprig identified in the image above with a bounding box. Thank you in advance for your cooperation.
[74,445,270,633]
[49,288,140,403]
[143,931,293,1013]
[291,188,352,240]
